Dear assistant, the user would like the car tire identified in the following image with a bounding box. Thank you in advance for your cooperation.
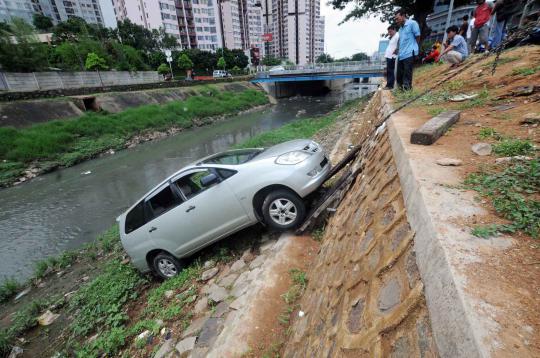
[262,189,305,230]
[152,252,183,279]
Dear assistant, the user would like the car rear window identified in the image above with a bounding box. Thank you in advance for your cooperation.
[125,201,146,234]
[201,149,263,165]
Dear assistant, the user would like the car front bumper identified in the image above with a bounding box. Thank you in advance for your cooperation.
[296,155,331,198]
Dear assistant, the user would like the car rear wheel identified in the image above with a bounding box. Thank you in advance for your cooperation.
[153,252,183,279]
[262,189,305,230]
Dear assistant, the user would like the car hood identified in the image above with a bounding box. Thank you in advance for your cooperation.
[255,139,313,160]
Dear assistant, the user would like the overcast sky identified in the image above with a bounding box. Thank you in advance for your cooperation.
[321,3,389,58]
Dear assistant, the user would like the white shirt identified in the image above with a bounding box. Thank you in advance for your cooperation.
[385,32,399,59]
[467,18,475,39]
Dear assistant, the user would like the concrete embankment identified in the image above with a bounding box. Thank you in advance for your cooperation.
[0,81,259,127]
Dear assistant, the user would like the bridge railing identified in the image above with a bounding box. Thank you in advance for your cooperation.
[255,60,386,78]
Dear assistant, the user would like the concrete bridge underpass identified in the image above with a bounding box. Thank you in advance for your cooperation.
[252,60,385,98]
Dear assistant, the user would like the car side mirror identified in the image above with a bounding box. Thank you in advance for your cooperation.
[200,173,219,187]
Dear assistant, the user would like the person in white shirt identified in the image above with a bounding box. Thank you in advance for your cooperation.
[384,25,399,89]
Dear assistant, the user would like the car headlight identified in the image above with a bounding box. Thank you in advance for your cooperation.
[275,151,311,165]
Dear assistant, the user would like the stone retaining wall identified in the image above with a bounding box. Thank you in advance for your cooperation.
[0,82,258,128]
[283,92,439,357]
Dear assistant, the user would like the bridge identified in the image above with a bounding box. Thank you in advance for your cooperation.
[251,60,386,83]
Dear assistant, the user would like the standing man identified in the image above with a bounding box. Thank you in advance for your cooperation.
[492,0,518,48]
[394,9,421,90]
[459,15,469,36]
[468,0,493,53]
[384,25,399,89]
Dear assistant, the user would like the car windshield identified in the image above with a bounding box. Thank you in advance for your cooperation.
[200,149,263,165]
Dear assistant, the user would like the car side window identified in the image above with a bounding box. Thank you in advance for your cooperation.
[125,201,146,234]
[174,169,213,200]
[217,168,237,179]
[147,185,182,218]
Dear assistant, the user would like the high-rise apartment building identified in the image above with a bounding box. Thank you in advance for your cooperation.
[0,0,114,27]
[219,0,264,54]
[262,0,323,64]
[113,0,181,38]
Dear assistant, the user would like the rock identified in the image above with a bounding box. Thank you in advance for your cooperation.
[211,301,229,318]
[495,155,532,164]
[8,346,23,358]
[472,69,483,76]
[229,295,247,310]
[164,290,175,299]
[471,143,492,156]
[64,291,76,300]
[81,275,90,282]
[240,249,254,262]
[121,258,130,264]
[207,284,228,303]
[435,158,463,166]
[138,330,151,340]
[37,310,60,326]
[491,104,515,112]
[154,339,175,358]
[14,287,31,301]
[182,316,208,338]
[155,319,164,328]
[247,267,262,281]
[161,327,170,337]
[229,259,246,273]
[217,273,238,288]
[259,240,276,252]
[200,267,219,281]
[249,255,266,269]
[193,297,208,314]
[176,337,196,355]
[377,278,402,312]
[203,260,215,269]
[520,112,540,124]
[195,318,224,348]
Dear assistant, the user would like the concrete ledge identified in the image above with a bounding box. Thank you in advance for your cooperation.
[410,110,460,145]
[381,91,485,358]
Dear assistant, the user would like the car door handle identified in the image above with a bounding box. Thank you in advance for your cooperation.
[186,205,196,212]
[149,227,157,233]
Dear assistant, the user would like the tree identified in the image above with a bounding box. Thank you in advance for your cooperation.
[177,53,193,78]
[262,55,281,66]
[85,52,108,71]
[157,63,170,78]
[0,18,50,72]
[115,20,159,54]
[328,0,470,39]
[351,52,369,61]
[316,53,334,63]
[33,14,53,32]
[217,56,226,70]
[52,16,90,42]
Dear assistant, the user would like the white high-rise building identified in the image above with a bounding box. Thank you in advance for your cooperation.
[112,0,181,39]
[0,0,114,27]
[220,0,264,54]
[262,0,323,64]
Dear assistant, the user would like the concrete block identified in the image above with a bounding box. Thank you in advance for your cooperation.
[410,110,460,145]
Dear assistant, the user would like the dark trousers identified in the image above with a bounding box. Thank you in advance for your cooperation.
[396,56,414,90]
[386,58,396,88]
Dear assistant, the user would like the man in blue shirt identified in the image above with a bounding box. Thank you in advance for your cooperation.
[394,9,421,90]
[438,25,469,67]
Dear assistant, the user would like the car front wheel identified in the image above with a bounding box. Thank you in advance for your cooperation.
[262,189,305,230]
[153,252,183,279]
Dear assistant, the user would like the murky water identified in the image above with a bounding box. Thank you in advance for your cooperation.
[0,95,349,281]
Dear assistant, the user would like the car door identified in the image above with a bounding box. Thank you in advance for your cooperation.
[159,168,249,257]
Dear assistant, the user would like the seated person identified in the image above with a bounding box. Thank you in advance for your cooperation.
[422,45,440,64]
[438,25,469,67]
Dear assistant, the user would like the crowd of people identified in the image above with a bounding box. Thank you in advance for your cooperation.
[384,0,521,91]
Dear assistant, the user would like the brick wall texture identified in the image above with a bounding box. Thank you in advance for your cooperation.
[284,93,440,357]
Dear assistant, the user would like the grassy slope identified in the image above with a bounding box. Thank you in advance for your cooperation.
[0,85,268,187]
[0,96,364,357]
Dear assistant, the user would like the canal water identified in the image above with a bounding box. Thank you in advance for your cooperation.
[0,94,352,281]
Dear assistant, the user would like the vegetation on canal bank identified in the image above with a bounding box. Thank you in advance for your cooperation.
[0,85,268,188]
[0,96,365,357]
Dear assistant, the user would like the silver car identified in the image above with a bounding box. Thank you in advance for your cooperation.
[117,139,330,278]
